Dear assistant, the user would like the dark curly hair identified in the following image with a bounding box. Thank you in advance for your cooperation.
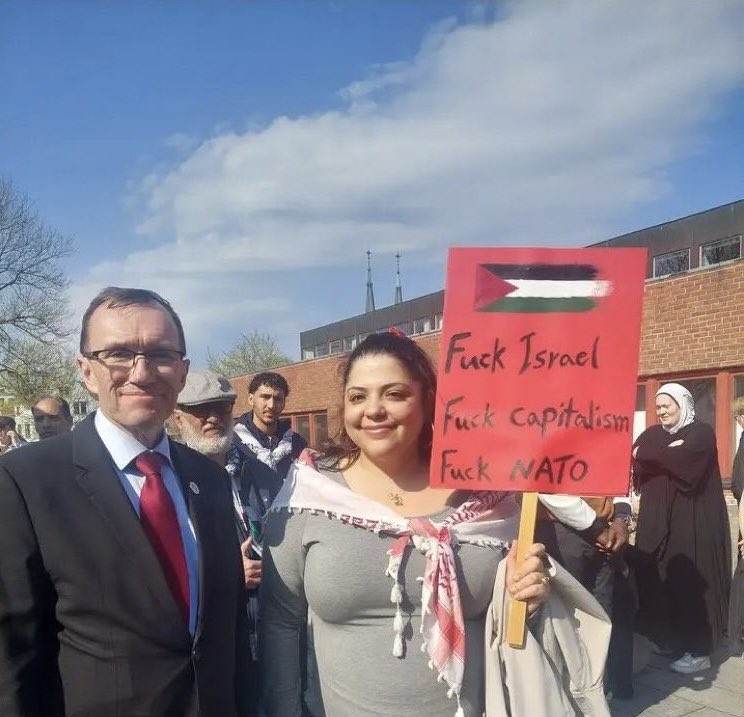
[248,371,289,397]
[322,332,437,470]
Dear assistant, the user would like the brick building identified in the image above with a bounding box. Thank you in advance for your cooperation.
[231,199,744,480]
[636,258,744,478]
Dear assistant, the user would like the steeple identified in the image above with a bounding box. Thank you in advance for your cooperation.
[394,251,403,304]
[365,250,376,313]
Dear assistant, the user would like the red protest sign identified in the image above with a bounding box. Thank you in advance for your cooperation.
[430,247,646,496]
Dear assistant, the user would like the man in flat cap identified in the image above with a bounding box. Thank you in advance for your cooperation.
[172,370,238,467]
[172,370,262,699]
[172,370,262,591]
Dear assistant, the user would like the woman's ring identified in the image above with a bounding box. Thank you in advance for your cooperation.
[539,575,550,586]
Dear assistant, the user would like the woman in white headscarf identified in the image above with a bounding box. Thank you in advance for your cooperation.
[632,383,731,674]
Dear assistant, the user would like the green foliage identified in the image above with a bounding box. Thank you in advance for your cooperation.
[207,330,290,378]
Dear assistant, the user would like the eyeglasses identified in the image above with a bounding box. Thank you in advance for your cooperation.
[84,348,186,371]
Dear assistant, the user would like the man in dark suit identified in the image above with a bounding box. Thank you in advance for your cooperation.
[0,287,253,717]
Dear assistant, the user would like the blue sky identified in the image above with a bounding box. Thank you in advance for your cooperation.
[2,0,744,366]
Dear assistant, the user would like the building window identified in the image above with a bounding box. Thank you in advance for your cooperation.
[733,375,744,460]
[701,236,741,267]
[343,336,357,352]
[413,317,433,334]
[315,343,329,357]
[677,378,716,429]
[329,339,343,355]
[736,374,744,402]
[394,322,411,336]
[302,348,315,360]
[313,413,329,446]
[294,415,310,443]
[290,411,329,448]
[652,249,689,278]
[358,332,370,344]
[633,384,646,441]
[434,313,443,330]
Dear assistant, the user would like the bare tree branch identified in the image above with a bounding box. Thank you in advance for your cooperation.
[0,340,79,406]
[0,178,73,382]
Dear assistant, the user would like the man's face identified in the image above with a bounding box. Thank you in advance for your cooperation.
[32,398,73,439]
[173,401,235,457]
[77,303,189,443]
[249,384,286,434]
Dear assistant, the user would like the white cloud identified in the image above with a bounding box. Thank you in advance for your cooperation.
[73,0,744,359]
[164,132,199,153]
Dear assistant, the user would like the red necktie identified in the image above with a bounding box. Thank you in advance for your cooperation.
[135,452,190,624]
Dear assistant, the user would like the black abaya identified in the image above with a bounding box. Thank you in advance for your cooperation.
[633,421,731,656]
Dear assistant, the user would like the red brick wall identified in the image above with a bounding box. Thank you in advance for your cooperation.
[639,260,744,376]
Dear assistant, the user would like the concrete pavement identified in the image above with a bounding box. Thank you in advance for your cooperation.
[611,491,742,717]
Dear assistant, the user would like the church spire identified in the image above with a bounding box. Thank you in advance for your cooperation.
[365,250,376,313]
[394,251,403,304]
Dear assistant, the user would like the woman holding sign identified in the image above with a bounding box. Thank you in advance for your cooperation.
[259,331,550,717]
[633,383,731,674]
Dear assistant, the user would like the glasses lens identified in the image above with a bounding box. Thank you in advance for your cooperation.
[94,349,183,369]
[146,350,183,365]
[98,349,135,365]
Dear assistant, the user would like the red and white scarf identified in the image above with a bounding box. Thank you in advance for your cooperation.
[270,460,520,716]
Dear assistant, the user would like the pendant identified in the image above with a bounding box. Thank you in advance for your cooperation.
[389,491,404,506]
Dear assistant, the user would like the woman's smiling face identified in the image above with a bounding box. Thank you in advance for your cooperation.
[343,353,426,465]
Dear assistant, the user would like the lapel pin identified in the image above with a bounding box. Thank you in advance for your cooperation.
[189,482,200,495]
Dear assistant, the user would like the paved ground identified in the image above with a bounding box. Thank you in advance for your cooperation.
[610,493,742,717]
[610,650,744,717]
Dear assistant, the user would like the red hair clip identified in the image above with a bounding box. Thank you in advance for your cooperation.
[388,326,406,338]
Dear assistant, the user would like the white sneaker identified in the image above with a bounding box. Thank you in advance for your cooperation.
[669,653,711,674]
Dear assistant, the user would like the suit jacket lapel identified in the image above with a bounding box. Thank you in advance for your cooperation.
[170,442,210,642]
[72,415,186,629]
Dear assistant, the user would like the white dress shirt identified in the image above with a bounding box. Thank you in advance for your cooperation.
[94,410,200,636]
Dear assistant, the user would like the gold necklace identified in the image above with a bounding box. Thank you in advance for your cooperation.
[389,491,404,506]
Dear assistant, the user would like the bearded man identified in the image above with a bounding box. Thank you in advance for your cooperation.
[171,370,261,700]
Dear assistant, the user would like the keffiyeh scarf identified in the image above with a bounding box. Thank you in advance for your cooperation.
[234,422,294,469]
[270,460,520,716]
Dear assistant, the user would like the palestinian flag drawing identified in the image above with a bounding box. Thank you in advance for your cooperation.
[474,263,613,313]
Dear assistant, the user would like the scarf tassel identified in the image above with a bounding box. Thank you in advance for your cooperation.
[392,611,404,633]
[447,687,465,717]
[390,582,403,604]
[391,589,405,658]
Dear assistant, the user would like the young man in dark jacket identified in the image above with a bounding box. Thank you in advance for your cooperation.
[233,372,307,538]
[232,372,321,715]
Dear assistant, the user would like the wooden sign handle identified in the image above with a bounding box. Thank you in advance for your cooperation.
[506,491,539,648]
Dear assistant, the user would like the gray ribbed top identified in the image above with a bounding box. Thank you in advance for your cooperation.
[259,476,506,717]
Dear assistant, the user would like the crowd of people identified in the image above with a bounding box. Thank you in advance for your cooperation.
[0,285,742,717]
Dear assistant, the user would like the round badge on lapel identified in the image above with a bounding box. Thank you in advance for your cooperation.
[189,481,200,495]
